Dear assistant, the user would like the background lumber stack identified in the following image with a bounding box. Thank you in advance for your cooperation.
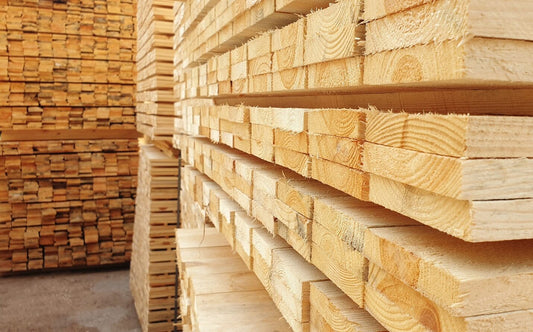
[0,0,138,273]
[136,0,176,140]
[130,144,179,332]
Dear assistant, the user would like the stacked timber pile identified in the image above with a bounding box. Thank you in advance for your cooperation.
[169,0,533,331]
[136,0,177,141]
[0,1,138,273]
[130,144,179,332]
[176,228,292,331]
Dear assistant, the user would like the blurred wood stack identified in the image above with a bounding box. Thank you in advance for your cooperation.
[0,0,139,273]
[130,144,179,332]
[136,0,177,141]
[168,0,533,331]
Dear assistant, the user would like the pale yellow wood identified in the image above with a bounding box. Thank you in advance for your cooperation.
[275,129,308,154]
[247,32,271,59]
[310,280,387,332]
[248,54,271,76]
[365,263,466,332]
[307,57,363,89]
[276,178,342,219]
[275,146,311,177]
[365,225,533,316]
[365,263,533,332]
[307,108,365,139]
[304,0,364,65]
[252,227,290,266]
[311,223,366,306]
[277,221,311,262]
[363,0,430,20]
[272,19,306,52]
[272,66,307,92]
[195,291,291,331]
[369,173,533,242]
[363,142,533,200]
[366,0,533,54]
[364,38,533,85]
[313,194,417,256]
[248,73,273,93]
[309,134,362,170]
[276,0,334,14]
[312,158,369,201]
[365,108,533,158]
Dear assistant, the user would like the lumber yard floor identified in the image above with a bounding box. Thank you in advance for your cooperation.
[0,267,141,332]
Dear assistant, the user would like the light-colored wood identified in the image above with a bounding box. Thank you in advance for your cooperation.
[363,142,533,200]
[364,38,533,85]
[363,0,430,20]
[272,67,307,92]
[310,280,387,332]
[365,108,533,158]
[368,173,533,242]
[365,225,533,316]
[311,222,366,306]
[275,0,334,14]
[307,108,365,139]
[365,262,533,332]
[307,57,363,89]
[312,158,369,201]
[304,0,364,66]
[276,178,342,219]
[309,134,362,170]
[176,228,291,332]
[365,0,533,54]
[275,146,311,177]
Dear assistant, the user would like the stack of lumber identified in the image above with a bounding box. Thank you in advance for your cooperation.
[136,0,176,140]
[174,0,533,101]
[0,6,136,108]
[0,0,138,273]
[168,0,533,331]
[177,128,533,331]
[176,228,292,331]
[0,138,138,273]
[176,158,386,332]
[130,144,179,332]
[180,104,533,243]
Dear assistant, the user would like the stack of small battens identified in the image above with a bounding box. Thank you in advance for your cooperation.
[0,0,138,273]
[149,0,533,331]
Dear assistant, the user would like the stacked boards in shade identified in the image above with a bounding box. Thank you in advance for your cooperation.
[0,0,139,273]
[136,0,177,141]
[0,138,138,272]
[130,144,179,332]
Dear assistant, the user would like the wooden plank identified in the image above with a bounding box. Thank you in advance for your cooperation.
[363,142,533,200]
[364,38,533,85]
[311,158,369,201]
[311,222,366,306]
[365,0,533,54]
[310,280,386,332]
[365,109,533,158]
[368,173,533,242]
[304,0,364,65]
[365,262,533,332]
[308,134,362,170]
[307,57,363,89]
[365,225,533,316]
